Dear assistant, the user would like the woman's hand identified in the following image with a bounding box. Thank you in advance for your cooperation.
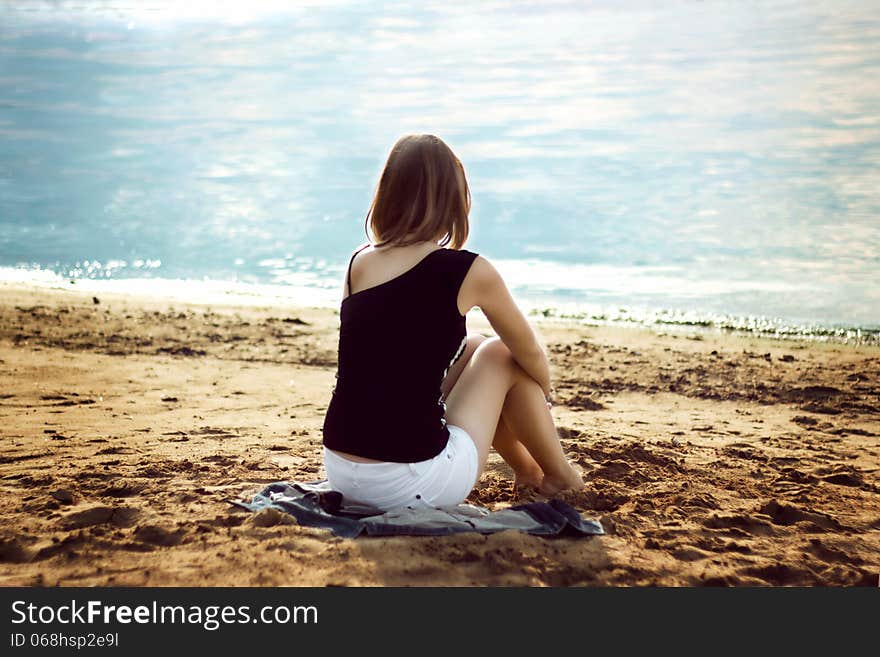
[544,384,556,409]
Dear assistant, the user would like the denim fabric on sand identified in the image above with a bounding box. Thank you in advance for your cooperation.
[231,480,604,539]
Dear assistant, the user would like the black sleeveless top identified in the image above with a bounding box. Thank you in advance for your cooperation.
[322,243,480,463]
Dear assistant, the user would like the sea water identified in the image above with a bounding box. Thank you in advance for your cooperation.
[1,1,878,342]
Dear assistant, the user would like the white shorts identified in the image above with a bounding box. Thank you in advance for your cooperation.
[322,424,480,511]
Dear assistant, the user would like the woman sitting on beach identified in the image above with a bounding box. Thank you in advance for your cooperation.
[321,134,584,511]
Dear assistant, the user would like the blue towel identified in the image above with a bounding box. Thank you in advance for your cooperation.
[232,480,604,539]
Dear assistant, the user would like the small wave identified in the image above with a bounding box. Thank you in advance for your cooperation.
[0,266,339,309]
[528,305,880,346]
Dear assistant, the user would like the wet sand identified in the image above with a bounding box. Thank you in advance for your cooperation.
[0,282,878,586]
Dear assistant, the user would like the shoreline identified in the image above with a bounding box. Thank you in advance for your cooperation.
[2,274,877,348]
[1,281,878,586]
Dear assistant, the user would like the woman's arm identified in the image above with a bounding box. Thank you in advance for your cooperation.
[461,255,554,400]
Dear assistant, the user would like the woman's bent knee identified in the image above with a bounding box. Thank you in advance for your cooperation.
[473,336,512,364]
[472,337,528,382]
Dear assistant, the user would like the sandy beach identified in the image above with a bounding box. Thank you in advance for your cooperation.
[0,282,877,586]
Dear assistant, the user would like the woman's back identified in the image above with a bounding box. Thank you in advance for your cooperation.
[321,134,583,508]
[321,242,480,463]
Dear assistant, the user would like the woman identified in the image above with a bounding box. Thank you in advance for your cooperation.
[321,134,584,511]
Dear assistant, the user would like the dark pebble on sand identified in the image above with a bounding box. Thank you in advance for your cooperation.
[156,346,207,357]
[161,396,179,402]
[799,402,841,415]
[63,505,139,529]
[780,354,796,362]
[92,296,100,304]
[50,489,76,505]
[134,525,183,547]
[821,472,863,487]
[0,538,31,563]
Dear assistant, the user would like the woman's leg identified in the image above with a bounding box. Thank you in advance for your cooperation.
[441,335,543,487]
[443,336,583,495]
[493,413,544,489]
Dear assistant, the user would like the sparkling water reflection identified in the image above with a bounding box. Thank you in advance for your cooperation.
[1,1,878,338]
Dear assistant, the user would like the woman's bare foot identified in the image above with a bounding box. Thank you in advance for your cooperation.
[513,466,544,491]
[512,484,544,503]
[511,466,545,502]
[538,463,585,497]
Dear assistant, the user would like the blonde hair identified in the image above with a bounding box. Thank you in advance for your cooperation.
[364,134,470,249]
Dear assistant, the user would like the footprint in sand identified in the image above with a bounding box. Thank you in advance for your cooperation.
[62,505,140,529]
[134,525,185,547]
[757,500,843,531]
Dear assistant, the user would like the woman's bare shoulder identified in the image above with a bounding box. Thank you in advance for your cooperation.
[465,253,504,289]
[459,254,509,315]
